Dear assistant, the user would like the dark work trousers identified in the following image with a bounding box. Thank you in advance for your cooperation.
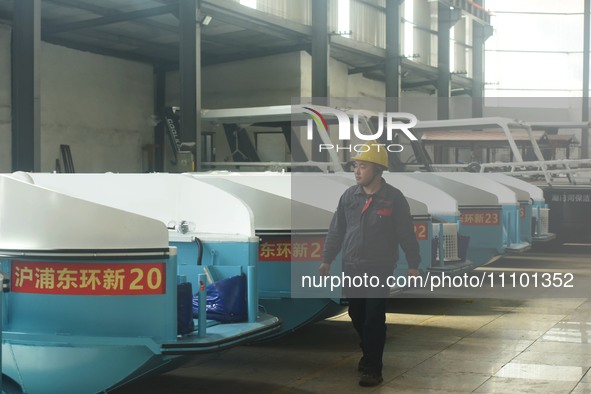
[347,297,387,375]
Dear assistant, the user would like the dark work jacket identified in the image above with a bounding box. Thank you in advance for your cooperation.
[323,179,421,273]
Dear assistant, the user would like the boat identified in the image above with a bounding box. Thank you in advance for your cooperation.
[0,173,280,393]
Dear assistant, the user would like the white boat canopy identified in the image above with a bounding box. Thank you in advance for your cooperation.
[0,174,168,251]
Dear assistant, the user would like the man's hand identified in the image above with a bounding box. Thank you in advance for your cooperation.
[319,263,331,276]
[407,268,420,278]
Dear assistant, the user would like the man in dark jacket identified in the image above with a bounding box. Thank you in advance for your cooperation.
[319,142,421,387]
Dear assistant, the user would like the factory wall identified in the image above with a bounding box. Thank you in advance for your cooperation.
[165,51,303,168]
[40,43,154,173]
[0,22,154,173]
[166,51,303,109]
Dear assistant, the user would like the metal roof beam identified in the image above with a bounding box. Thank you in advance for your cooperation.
[348,63,384,75]
[44,0,178,34]
[43,4,177,36]
[402,80,437,89]
[401,58,438,77]
[45,0,119,16]
[451,88,471,96]
[41,28,179,60]
[437,0,491,25]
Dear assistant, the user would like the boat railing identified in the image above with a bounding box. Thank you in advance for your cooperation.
[405,159,591,185]
[201,107,591,186]
[477,159,591,184]
[408,116,591,185]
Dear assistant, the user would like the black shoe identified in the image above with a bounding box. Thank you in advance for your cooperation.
[359,372,383,387]
[357,356,365,373]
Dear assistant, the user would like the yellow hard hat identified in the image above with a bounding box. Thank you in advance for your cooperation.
[352,141,388,169]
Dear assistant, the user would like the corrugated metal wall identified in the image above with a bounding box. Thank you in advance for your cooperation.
[412,0,436,68]
[348,0,386,48]
[231,0,312,25]
[257,0,311,25]
[228,0,474,76]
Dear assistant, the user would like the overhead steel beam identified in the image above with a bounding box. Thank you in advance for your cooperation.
[42,28,179,59]
[451,88,471,96]
[42,1,180,65]
[43,4,176,36]
[348,63,384,75]
[359,71,387,83]
[437,0,490,25]
[46,0,129,15]
[402,79,437,89]
[12,0,41,172]
[45,0,179,34]
[452,72,473,85]
[179,0,201,170]
[401,57,438,78]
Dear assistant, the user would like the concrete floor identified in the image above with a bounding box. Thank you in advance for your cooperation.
[114,244,591,393]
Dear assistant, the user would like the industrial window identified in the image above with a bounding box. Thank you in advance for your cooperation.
[485,0,584,97]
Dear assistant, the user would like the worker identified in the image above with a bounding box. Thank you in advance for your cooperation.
[319,141,421,387]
